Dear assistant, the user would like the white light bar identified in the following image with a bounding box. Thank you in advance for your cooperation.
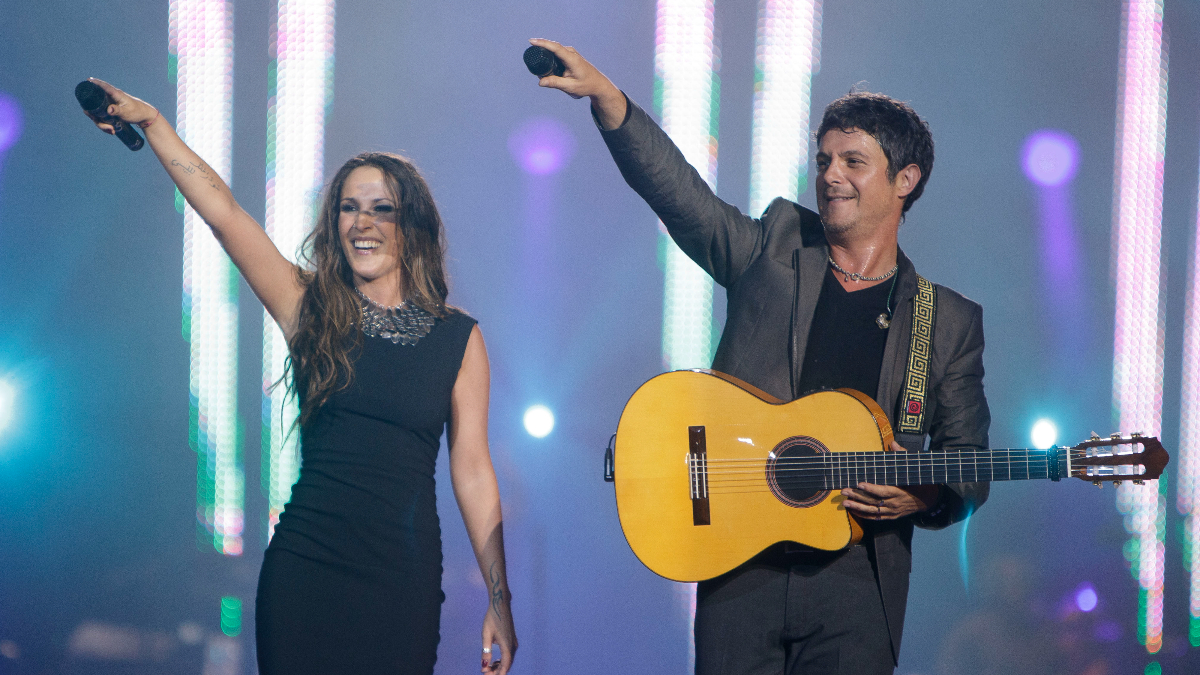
[262,0,336,539]
[171,0,243,556]
[1111,0,1168,654]
[749,0,822,216]
[656,0,718,372]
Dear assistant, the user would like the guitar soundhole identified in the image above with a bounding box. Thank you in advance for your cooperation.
[766,436,830,508]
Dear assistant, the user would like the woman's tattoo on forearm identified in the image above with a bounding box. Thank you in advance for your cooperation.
[170,159,220,190]
[489,562,504,619]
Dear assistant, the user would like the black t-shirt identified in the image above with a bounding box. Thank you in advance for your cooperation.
[797,267,894,399]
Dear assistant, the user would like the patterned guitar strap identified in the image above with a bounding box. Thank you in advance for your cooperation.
[897,276,936,435]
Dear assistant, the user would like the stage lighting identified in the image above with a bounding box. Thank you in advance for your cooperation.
[507,117,576,176]
[523,405,554,439]
[1076,583,1098,612]
[1021,130,1079,187]
[0,93,23,153]
[1031,419,1057,449]
[0,377,15,434]
[220,596,242,637]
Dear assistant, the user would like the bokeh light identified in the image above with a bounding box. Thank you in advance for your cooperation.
[0,377,15,434]
[1075,582,1098,612]
[507,117,576,176]
[219,596,241,637]
[1022,130,1080,187]
[523,404,555,439]
[1031,418,1058,449]
[0,93,23,153]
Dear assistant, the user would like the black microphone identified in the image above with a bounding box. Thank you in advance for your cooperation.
[75,80,144,151]
[523,45,565,78]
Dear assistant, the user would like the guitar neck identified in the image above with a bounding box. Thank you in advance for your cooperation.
[827,447,1067,488]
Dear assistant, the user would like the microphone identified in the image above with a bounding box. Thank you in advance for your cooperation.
[523,45,565,78]
[75,80,144,151]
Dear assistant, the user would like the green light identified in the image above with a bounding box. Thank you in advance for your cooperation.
[1144,661,1161,675]
[1189,615,1200,647]
[220,595,242,637]
[1123,538,1140,564]
[1137,587,1148,644]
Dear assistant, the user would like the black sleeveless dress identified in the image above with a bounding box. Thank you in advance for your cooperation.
[255,310,477,675]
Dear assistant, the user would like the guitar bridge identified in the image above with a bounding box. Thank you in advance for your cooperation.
[689,426,710,525]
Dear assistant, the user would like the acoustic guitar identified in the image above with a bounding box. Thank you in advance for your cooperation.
[610,369,1169,582]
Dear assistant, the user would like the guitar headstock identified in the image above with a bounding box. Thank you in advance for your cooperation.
[1066,433,1169,485]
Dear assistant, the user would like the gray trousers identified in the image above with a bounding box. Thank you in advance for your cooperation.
[694,545,895,675]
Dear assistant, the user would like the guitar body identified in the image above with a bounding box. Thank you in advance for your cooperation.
[614,369,894,582]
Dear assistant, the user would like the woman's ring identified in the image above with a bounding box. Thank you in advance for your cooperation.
[483,647,491,654]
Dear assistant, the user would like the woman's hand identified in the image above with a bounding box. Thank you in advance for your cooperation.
[480,588,517,674]
[81,78,158,134]
[528,38,627,130]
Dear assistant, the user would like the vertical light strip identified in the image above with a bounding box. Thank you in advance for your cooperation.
[171,0,242,556]
[1111,0,1168,655]
[262,0,336,538]
[1181,131,1200,648]
[749,0,822,216]
[655,0,719,372]
[654,1,718,669]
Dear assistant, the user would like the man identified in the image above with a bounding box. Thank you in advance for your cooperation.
[531,38,989,675]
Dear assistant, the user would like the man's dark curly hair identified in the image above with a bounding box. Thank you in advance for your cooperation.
[816,92,934,214]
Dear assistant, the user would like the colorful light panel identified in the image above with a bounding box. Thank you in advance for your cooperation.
[1111,0,1168,654]
[749,0,822,217]
[171,0,243,556]
[655,1,719,667]
[1182,99,1200,650]
[262,0,336,539]
[655,0,718,372]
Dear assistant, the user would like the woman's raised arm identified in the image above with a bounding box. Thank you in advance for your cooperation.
[83,78,304,336]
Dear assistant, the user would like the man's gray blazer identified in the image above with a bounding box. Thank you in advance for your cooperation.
[598,98,991,660]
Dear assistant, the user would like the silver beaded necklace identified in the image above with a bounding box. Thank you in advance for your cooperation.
[355,288,436,345]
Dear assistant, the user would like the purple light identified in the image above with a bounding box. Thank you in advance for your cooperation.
[0,94,23,153]
[508,116,576,176]
[1022,130,1080,187]
[1075,582,1098,612]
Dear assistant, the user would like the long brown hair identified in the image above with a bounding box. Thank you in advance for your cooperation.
[286,152,451,427]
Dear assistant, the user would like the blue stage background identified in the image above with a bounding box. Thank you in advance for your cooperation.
[1,1,1199,673]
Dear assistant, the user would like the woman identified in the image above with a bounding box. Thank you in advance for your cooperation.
[82,79,517,675]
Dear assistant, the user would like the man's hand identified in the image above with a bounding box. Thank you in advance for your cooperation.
[528,38,627,130]
[840,441,940,520]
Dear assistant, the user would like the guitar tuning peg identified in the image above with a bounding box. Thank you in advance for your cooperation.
[1113,480,1123,487]
[1133,479,1145,485]
[1094,481,1103,488]
[1110,432,1122,440]
[1131,431,1144,438]
[1090,431,1101,440]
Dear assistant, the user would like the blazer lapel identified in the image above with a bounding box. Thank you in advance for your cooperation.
[790,243,827,400]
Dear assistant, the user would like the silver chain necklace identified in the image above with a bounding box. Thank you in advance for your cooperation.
[827,255,898,283]
[355,288,436,345]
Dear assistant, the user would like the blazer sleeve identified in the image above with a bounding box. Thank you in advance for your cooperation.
[912,301,991,529]
[598,95,765,288]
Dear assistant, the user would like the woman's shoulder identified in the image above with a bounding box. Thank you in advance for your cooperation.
[435,306,478,342]
[440,306,477,326]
